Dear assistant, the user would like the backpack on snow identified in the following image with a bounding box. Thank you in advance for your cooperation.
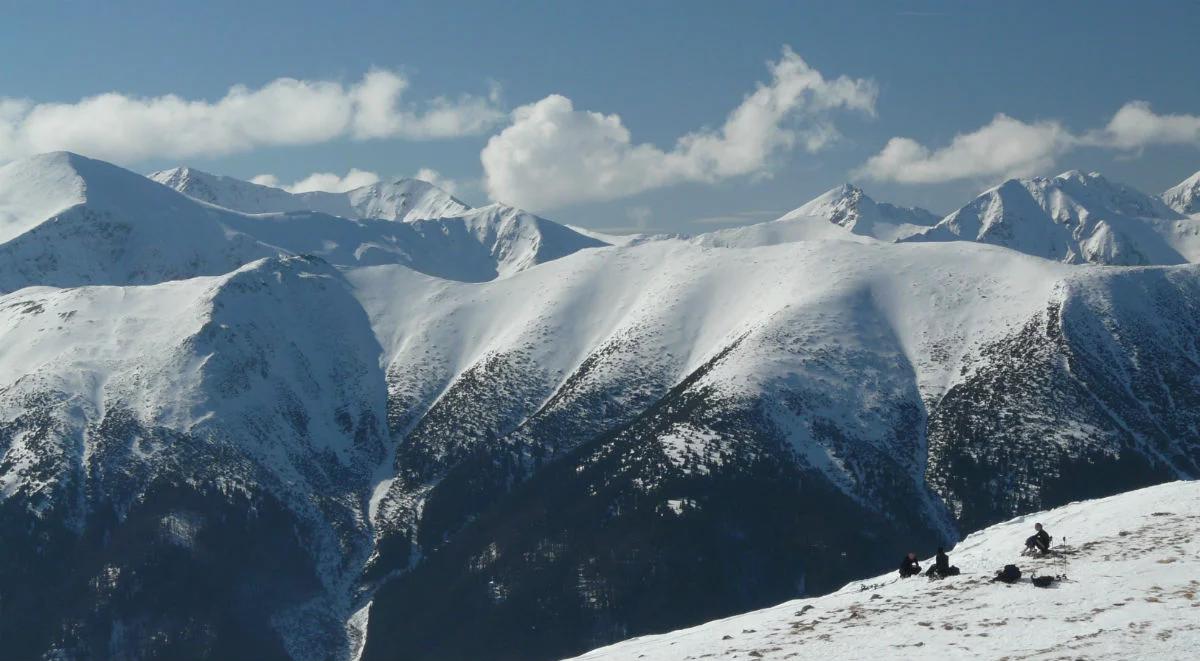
[992,564,1021,584]
[1031,574,1066,588]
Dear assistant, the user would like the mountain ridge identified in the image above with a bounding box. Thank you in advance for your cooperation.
[149,166,473,222]
[905,170,1200,265]
[1,151,1199,660]
[0,152,604,291]
[1162,169,1200,215]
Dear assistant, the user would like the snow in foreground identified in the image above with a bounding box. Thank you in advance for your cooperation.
[569,481,1200,660]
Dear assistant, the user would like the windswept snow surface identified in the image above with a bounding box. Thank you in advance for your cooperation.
[909,170,1200,265]
[149,166,472,221]
[570,481,1200,661]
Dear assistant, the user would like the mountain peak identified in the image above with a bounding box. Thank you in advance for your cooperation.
[908,171,1189,264]
[780,183,939,241]
[1162,169,1200,215]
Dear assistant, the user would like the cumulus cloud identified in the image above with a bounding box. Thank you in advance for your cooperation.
[412,167,460,194]
[248,174,282,188]
[857,114,1076,184]
[250,166,461,194]
[1086,101,1200,151]
[860,101,1200,184]
[254,168,381,193]
[481,47,877,210]
[0,70,503,164]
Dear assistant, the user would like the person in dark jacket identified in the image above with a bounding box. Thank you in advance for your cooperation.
[1024,523,1051,554]
[925,546,958,577]
[898,552,921,578]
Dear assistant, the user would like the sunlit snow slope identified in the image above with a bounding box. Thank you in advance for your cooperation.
[909,170,1200,265]
[0,153,603,290]
[570,480,1200,661]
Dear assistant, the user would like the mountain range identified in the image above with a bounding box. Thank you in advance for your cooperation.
[0,151,1198,660]
[147,167,473,222]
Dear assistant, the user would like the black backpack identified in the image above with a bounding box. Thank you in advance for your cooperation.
[1031,575,1054,588]
[993,564,1021,584]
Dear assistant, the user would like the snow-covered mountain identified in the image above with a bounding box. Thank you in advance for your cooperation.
[0,153,602,291]
[0,255,388,660]
[1162,170,1200,215]
[356,237,1200,660]
[694,183,938,247]
[781,183,939,241]
[0,152,281,292]
[570,480,1200,661]
[3,151,1200,661]
[908,170,1200,265]
[149,166,472,221]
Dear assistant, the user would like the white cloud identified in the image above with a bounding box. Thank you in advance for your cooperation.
[481,47,876,210]
[250,168,379,193]
[0,69,502,164]
[249,174,281,188]
[413,167,460,195]
[857,114,1076,184]
[250,166,462,195]
[350,71,503,140]
[860,101,1200,185]
[1086,101,1200,151]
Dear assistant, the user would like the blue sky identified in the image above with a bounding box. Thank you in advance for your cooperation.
[2,0,1198,231]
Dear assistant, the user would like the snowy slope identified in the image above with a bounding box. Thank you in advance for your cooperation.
[1162,170,1200,215]
[0,152,280,292]
[0,256,388,660]
[780,183,939,241]
[149,166,472,221]
[570,480,1200,661]
[357,237,1200,660]
[5,153,1200,661]
[353,236,1200,552]
[908,171,1200,265]
[0,153,603,291]
[219,202,608,281]
[694,184,938,247]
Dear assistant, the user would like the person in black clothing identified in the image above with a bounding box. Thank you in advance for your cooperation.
[925,546,958,578]
[898,552,921,578]
[1024,523,1051,554]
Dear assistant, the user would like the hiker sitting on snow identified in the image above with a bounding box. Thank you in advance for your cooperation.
[925,546,959,578]
[1024,523,1051,554]
[898,552,921,578]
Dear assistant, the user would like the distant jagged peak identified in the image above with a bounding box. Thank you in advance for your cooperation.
[786,183,939,229]
[959,170,1180,228]
[1162,169,1200,215]
[149,164,472,221]
[906,169,1193,265]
